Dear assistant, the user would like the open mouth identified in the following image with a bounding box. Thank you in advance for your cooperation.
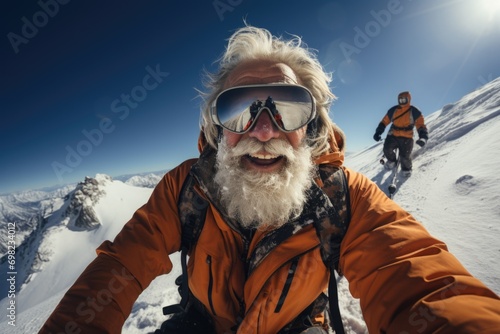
[245,153,283,166]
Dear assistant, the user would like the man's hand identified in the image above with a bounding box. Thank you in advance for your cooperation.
[417,128,428,146]
[373,122,385,142]
[416,138,427,147]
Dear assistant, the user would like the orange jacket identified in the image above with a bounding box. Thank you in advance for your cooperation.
[379,92,427,139]
[40,128,500,334]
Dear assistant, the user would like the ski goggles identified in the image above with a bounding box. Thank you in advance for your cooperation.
[211,84,316,134]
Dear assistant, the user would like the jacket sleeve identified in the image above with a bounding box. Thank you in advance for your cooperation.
[410,106,428,138]
[414,109,428,139]
[374,108,394,137]
[374,122,386,137]
[381,107,396,127]
[39,160,195,334]
[340,168,500,334]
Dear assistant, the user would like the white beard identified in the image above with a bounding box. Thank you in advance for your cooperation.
[214,137,314,230]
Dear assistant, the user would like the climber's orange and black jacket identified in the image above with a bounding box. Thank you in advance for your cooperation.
[40,125,500,334]
[376,91,428,139]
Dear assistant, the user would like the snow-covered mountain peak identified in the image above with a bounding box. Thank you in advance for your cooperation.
[0,174,155,318]
[124,173,163,188]
[63,175,111,230]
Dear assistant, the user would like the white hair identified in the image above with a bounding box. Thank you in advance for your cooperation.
[198,24,337,158]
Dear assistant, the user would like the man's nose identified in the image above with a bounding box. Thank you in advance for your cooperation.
[248,110,280,142]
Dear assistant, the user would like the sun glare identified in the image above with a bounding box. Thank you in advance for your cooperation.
[477,0,500,20]
[454,0,500,33]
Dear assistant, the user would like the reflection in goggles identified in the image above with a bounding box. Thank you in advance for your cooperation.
[211,84,316,134]
[246,96,284,131]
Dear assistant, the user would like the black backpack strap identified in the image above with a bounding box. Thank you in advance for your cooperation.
[177,173,209,248]
[329,268,344,334]
[316,166,351,334]
[330,168,350,334]
[316,166,351,269]
[392,107,411,122]
[162,173,209,316]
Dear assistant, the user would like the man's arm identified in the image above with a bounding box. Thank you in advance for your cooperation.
[373,107,396,141]
[341,169,500,333]
[39,160,194,333]
[373,122,386,141]
[39,254,143,333]
[412,107,428,146]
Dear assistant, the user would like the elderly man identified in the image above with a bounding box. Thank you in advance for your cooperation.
[40,25,500,334]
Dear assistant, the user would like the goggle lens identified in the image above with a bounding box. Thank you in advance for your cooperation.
[212,84,316,133]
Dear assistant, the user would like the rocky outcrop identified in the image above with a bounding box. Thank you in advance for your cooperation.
[64,175,108,230]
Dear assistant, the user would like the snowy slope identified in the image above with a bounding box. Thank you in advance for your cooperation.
[0,185,74,255]
[346,77,500,295]
[0,175,159,332]
[1,77,499,333]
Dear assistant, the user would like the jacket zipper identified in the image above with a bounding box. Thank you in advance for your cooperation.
[274,257,299,313]
[206,255,217,316]
[243,246,320,332]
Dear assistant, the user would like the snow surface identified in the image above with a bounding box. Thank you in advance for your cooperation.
[1,77,499,333]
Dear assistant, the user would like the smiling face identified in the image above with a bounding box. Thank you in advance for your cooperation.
[222,60,308,173]
[213,60,315,228]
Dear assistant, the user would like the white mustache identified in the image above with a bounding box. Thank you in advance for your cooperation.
[230,138,296,161]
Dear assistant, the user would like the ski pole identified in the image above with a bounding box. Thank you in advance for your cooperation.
[388,150,400,199]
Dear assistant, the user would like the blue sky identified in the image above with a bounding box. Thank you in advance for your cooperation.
[2,0,499,194]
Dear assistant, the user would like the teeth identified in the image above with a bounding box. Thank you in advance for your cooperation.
[250,152,279,159]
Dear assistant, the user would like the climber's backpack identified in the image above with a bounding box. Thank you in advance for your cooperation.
[162,164,351,334]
